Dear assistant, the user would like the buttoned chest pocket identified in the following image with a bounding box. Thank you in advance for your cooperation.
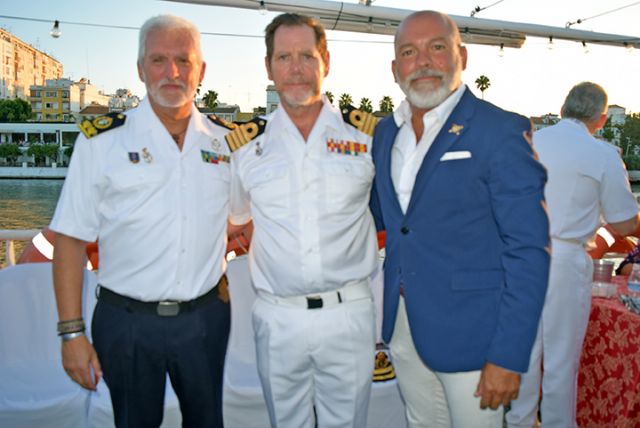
[244,164,291,219]
[323,160,374,212]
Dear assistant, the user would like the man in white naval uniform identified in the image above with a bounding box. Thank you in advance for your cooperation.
[228,13,379,428]
[51,15,236,427]
[507,82,638,428]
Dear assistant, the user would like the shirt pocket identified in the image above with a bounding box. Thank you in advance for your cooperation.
[244,163,291,219]
[323,159,374,213]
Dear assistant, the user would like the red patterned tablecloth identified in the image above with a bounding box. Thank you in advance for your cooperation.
[577,276,640,427]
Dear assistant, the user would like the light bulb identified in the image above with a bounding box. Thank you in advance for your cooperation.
[498,43,504,57]
[259,1,268,15]
[582,41,589,54]
[547,36,554,50]
[366,17,374,32]
[50,20,61,38]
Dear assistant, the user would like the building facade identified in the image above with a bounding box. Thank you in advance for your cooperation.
[29,78,110,122]
[0,28,63,100]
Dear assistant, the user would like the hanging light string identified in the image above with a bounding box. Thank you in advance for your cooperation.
[471,0,507,17]
[566,1,640,27]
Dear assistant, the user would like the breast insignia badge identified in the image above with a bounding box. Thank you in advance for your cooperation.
[142,147,153,164]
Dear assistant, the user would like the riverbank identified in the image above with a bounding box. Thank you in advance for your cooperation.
[0,166,66,179]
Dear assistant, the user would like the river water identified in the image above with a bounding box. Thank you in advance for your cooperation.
[0,179,64,266]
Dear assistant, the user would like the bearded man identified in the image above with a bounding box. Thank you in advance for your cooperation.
[369,10,550,428]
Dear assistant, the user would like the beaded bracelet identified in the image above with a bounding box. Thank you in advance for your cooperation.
[60,331,85,342]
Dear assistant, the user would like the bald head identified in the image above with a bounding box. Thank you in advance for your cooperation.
[395,11,462,50]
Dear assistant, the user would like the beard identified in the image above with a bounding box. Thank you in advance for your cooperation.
[396,64,462,110]
[277,81,321,109]
[145,76,196,108]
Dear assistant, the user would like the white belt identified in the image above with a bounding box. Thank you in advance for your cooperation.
[257,280,371,310]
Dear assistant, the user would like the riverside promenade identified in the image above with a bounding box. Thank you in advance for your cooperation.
[0,166,67,179]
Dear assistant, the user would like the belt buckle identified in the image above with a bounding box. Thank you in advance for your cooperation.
[306,296,323,309]
[157,301,180,316]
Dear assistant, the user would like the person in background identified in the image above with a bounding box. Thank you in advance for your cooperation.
[507,82,638,428]
[51,15,235,427]
[369,10,550,427]
[228,13,379,428]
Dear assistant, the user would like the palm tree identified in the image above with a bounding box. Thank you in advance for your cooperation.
[202,90,219,110]
[379,96,394,113]
[475,75,491,99]
[339,93,353,109]
[359,97,373,113]
[325,91,335,105]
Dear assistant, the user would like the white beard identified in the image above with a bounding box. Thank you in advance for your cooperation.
[396,65,462,110]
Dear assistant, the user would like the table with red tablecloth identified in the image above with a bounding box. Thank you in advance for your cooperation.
[577,276,640,427]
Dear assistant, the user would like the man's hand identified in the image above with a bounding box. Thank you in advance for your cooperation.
[61,335,102,391]
[474,362,520,410]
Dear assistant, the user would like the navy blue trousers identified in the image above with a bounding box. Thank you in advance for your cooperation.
[92,292,230,428]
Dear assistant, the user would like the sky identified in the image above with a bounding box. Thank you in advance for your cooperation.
[1,0,639,117]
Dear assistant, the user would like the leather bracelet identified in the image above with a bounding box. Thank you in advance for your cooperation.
[57,318,86,334]
[60,331,85,342]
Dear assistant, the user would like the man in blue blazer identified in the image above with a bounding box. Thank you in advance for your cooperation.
[370,11,550,427]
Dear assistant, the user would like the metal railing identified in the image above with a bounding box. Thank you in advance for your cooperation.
[0,229,39,267]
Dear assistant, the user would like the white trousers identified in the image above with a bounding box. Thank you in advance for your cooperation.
[506,240,592,428]
[252,290,376,428]
[389,297,503,428]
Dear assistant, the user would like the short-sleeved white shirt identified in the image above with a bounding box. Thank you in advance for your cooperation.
[51,98,231,301]
[229,98,378,296]
[534,119,637,244]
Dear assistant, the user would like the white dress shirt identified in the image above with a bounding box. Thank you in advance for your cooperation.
[230,98,378,296]
[534,118,637,244]
[51,98,231,301]
[391,85,466,213]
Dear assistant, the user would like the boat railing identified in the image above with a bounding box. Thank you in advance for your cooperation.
[0,229,39,267]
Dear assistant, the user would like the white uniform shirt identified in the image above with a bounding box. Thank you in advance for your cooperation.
[534,118,637,244]
[230,98,378,296]
[391,85,466,213]
[51,98,231,301]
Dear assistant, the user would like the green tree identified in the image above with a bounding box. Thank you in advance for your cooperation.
[339,93,353,109]
[0,98,32,122]
[202,90,219,110]
[379,96,394,113]
[620,113,640,156]
[27,144,58,165]
[475,75,491,99]
[359,97,373,113]
[0,143,22,164]
[325,91,334,105]
[601,117,616,142]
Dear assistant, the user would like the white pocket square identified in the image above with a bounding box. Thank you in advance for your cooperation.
[440,151,472,161]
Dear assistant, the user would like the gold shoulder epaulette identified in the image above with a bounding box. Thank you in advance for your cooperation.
[207,114,237,130]
[225,117,267,152]
[341,105,378,137]
[77,113,126,139]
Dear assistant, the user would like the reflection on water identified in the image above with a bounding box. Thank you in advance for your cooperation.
[0,179,64,266]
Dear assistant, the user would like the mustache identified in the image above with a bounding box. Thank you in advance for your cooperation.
[407,69,445,82]
[157,79,187,90]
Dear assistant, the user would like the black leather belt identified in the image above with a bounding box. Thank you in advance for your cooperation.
[98,275,227,317]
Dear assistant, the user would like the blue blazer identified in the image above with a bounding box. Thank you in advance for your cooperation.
[370,89,550,373]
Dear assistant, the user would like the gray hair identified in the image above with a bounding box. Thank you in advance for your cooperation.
[138,15,202,64]
[560,82,608,122]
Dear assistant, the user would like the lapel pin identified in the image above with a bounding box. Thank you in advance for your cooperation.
[212,138,221,150]
[128,152,140,164]
[255,141,263,156]
[448,124,464,136]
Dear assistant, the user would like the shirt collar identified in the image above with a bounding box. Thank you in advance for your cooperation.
[393,84,467,128]
[269,95,340,136]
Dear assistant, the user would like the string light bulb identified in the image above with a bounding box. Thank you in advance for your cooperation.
[624,42,634,53]
[498,43,504,57]
[547,36,554,50]
[258,1,268,15]
[49,20,61,38]
[582,40,589,54]
[366,17,374,32]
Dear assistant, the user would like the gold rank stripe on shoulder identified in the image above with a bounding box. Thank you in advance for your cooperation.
[78,113,126,139]
[225,117,267,152]
[207,114,237,130]
[340,105,379,137]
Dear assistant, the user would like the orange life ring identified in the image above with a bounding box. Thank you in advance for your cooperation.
[17,227,100,270]
[588,224,636,259]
